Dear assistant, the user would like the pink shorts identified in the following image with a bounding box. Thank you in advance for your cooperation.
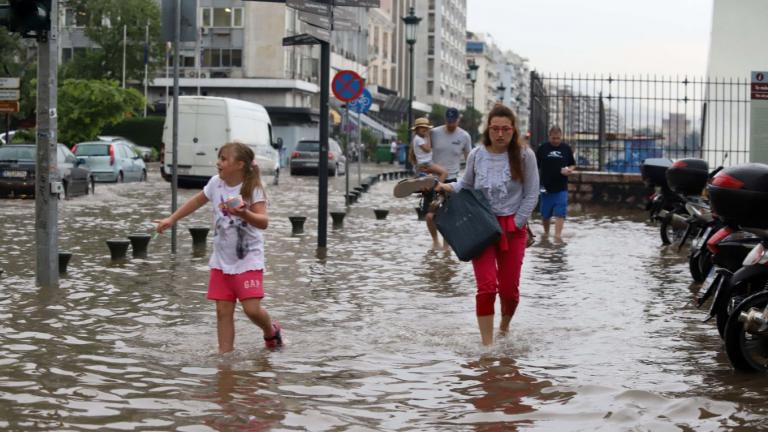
[207,269,264,302]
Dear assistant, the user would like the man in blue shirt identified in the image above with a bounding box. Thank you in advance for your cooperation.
[536,126,575,242]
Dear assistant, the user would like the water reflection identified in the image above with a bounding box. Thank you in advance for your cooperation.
[1,167,767,430]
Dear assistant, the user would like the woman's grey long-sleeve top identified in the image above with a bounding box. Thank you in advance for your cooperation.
[453,145,540,228]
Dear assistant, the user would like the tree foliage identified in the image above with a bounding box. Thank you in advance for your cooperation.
[60,0,164,83]
[460,106,483,144]
[429,103,447,127]
[57,80,145,145]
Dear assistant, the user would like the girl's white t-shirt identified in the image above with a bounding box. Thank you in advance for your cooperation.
[412,135,432,165]
[203,175,266,274]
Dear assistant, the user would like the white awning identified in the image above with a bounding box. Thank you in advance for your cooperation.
[346,112,397,139]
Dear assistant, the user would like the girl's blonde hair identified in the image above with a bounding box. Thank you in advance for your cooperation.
[218,142,264,201]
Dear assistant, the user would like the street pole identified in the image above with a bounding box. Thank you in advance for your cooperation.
[344,104,350,206]
[143,21,149,117]
[171,0,180,253]
[122,24,127,88]
[317,41,330,251]
[406,41,414,171]
[471,80,476,143]
[357,109,361,185]
[36,0,60,288]
[165,42,170,108]
[4,113,9,145]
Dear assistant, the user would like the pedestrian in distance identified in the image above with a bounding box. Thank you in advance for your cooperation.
[154,142,283,353]
[390,138,398,164]
[536,126,575,242]
[435,104,539,346]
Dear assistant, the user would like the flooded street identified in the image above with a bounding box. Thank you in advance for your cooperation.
[1,166,768,431]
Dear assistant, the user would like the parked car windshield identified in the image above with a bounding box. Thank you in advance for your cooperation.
[296,141,320,152]
[0,145,35,161]
[75,143,110,156]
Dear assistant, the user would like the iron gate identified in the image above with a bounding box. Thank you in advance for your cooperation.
[528,72,751,172]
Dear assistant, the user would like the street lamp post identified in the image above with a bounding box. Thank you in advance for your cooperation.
[467,60,479,143]
[497,83,507,104]
[402,6,421,171]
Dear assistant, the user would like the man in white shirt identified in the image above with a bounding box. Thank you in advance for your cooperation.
[390,139,398,164]
[422,107,473,249]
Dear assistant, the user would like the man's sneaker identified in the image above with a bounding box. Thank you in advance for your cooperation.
[264,321,283,349]
[393,176,438,198]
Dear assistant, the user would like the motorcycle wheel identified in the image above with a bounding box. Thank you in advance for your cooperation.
[724,291,768,372]
[660,217,685,246]
[689,250,704,282]
[698,249,714,283]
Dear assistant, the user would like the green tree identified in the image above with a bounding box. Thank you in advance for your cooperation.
[60,0,163,83]
[429,103,447,126]
[396,122,408,144]
[57,79,145,145]
[360,127,379,160]
[460,106,483,144]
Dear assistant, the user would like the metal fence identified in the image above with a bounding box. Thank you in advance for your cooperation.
[529,72,751,172]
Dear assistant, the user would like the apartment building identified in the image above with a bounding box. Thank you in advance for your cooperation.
[415,0,467,111]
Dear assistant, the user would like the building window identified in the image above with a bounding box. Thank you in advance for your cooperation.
[201,7,244,28]
[202,49,243,67]
[427,81,433,95]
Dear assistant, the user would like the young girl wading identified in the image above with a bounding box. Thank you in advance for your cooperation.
[155,142,283,353]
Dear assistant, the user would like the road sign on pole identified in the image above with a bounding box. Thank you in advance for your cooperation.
[348,88,372,114]
[0,101,19,113]
[286,0,331,16]
[333,0,380,7]
[0,78,20,89]
[0,90,20,101]
[301,22,331,42]
[299,11,331,30]
[332,70,364,102]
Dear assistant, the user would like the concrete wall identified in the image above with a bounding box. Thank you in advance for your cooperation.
[566,172,647,209]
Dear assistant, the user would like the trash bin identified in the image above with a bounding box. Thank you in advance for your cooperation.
[375,145,390,163]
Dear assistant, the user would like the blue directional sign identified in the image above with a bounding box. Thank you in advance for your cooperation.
[348,88,372,114]
[332,70,364,102]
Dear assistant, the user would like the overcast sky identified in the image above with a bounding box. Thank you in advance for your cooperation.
[466,0,714,77]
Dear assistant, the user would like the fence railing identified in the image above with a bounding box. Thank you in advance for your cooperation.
[529,72,751,172]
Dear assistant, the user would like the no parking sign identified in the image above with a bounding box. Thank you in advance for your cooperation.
[332,70,364,102]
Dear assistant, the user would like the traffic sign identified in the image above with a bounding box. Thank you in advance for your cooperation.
[0,101,19,113]
[299,11,331,30]
[0,90,20,101]
[286,0,330,16]
[0,78,20,89]
[333,7,356,21]
[333,18,358,32]
[302,22,331,42]
[333,0,379,7]
[348,89,372,114]
[332,70,364,102]
[282,33,322,46]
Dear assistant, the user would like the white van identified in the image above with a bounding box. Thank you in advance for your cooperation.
[161,96,281,186]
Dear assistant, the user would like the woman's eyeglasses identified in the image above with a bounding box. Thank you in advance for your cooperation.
[489,126,514,134]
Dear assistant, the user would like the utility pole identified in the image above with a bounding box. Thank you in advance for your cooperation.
[122,24,127,88]
[36,0,61,288]
[171,0,180,253]
[317,41,330,251]
[144,20,149,117]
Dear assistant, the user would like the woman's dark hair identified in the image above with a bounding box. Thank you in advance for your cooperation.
[481,104,527,182]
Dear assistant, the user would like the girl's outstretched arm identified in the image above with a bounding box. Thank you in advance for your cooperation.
[154,191,209,233]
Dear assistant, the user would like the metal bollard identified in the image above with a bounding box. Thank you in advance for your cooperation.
[345,193,357,205]
[128,233,152,258]
[106,239,130,261]
[59,252,72,274]
[373,209,389,220]
[360,183,370,193]
[415,207,426,221]
[189,227,210,249]
[354,186,364,195]
[330,211,346,229]
[289,216,306,235]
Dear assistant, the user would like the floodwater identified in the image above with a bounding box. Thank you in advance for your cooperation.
[1,165,768,431]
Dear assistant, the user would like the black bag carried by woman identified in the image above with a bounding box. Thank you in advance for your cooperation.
[433,189,501,261]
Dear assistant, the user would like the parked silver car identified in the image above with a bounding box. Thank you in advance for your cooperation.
[289,138,346,176]
[98,135,153,162]
[73,140,147,183]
